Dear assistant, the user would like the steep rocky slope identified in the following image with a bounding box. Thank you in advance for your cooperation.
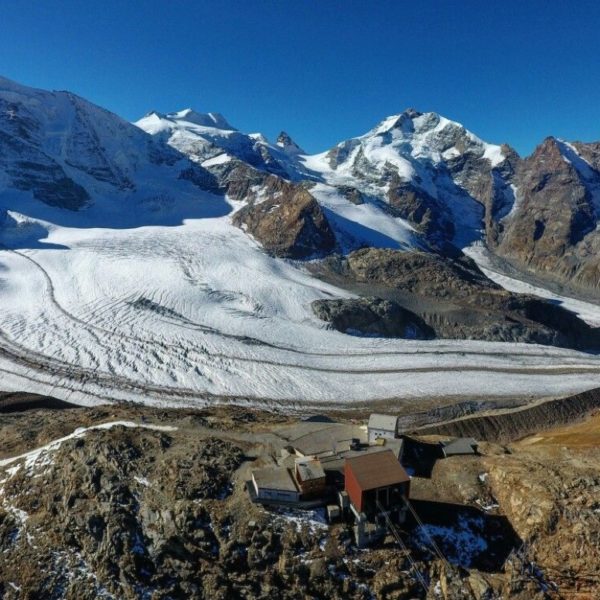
[493,138,600,294]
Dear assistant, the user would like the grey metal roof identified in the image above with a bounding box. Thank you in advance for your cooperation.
[296,459,325,481]
[441,437,478,456]
[252,467,299,492]
[290,423,365,456]
[368,413,398,432]
[318,444,403,475]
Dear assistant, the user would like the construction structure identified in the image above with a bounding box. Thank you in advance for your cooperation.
[441,437,479,457]
[345,450,411,517]
[344,450,411,546]
[249,415,409,531]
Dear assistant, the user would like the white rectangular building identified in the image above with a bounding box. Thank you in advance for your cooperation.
[367,413,399,444]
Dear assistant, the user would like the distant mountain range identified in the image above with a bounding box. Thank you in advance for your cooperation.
[1,74,599,352]
[2,74,598,295]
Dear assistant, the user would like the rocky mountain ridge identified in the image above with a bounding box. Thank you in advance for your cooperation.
[134,98,600,296]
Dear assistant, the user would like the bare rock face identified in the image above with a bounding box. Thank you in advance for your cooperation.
[495,137,600,293]
[276,131,304,155]
[485,444,600,597]
[312,297,434,339]
[229,165,336,259]
[447,144,521,247]
[0,113,90,210]
[386,174,455,247]
[345,247,499,300]
[314,248,600,349]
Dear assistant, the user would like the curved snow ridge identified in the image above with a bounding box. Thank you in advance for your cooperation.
[0,421,178,470]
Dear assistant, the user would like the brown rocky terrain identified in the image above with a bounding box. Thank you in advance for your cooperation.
[309,248,600,349]
[1,390,599,599]
[223,162,336,258]
[311,297,433,339]
[493,137,600,295]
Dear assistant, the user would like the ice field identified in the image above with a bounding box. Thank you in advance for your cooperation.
[1,201,600,411]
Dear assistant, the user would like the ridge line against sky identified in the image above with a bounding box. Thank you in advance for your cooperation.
[1,0,600,156]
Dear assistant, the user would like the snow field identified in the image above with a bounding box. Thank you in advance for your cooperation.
[0,206,599,409]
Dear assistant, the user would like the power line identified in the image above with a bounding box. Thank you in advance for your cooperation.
[376,500,429,595]
[402,496,450,570]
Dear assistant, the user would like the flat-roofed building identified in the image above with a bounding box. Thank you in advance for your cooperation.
[294,457,326,497]
[252,467,300,503]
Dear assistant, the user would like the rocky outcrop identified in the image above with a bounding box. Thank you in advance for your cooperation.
[229,165,336,259]
[0,423,246,599]
[494,137,600,294]
[344,248,498,300]
[485,450,600,596]
[276,131,304,155]
[312,297,434,339]
[446,143,520,246]
[311,249,600,349]
[386,175,455,246]
[337,185,365,205]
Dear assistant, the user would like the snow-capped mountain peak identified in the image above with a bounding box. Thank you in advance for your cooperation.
[362,108,506,167]
[276,131,305,155]
[135,108,235,134]
[136,107,305,178]
[167,108,234,130]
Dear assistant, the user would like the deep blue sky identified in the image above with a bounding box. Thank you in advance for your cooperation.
[2,0,600,155]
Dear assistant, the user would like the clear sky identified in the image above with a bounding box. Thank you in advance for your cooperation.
[1,0,600,155]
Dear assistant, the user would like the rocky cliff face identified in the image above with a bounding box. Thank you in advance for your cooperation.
[493,138,600,294]
[225,163,336,259]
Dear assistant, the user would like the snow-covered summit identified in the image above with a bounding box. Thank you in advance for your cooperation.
[136,107,302,178]
[293,109,512,251]
[136,108,235,134]
[169,108,233,130]
[0,75,225,239]
[335,108,508,170]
